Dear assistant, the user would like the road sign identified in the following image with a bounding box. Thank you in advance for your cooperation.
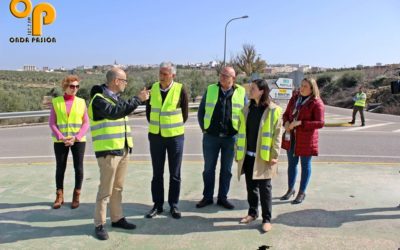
[270,88,293,100]
[275,78,293,89]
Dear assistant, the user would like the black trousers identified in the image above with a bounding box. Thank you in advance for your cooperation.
[149,133,184,209]
[351,106,365,125]
[54,142,85,190]
[243,155,272,223]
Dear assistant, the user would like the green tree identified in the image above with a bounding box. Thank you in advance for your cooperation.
[77,87,90,103]
[0,90,23,112]
[121,76,146,100]
[184,71,208,102]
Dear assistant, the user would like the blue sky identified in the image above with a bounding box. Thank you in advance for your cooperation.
[0,0,399,70]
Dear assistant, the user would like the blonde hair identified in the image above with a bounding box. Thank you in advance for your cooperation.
[302,77,320,99]
[61,75,80,91]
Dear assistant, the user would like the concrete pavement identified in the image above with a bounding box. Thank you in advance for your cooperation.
[0,160,399,249]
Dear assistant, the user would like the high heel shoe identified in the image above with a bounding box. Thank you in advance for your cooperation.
[292,192,306,204]
[280,189,295,200]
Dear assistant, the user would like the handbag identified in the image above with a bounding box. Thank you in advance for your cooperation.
[281,131,291,150]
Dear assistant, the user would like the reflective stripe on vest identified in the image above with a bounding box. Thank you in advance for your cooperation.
[148,82,184,137]
[51,96,86,142]
[354,92,366,107]
[203,83,245,130]
[88,93,133,152]
[236,106,282,161]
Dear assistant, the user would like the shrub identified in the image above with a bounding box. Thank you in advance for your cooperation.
[371,76,386,88]
[336,72,363,88]
[317,73,333,88]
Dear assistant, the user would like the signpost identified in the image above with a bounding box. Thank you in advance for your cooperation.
[275,78,293,89]
[270,88,293,99]
[269,78,293,100]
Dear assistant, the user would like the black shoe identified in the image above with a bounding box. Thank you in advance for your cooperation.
[348,122,355,125]
[196,198,213,208]
[292,192,306,204]
[280,189,296,200]
[361,124,365,126]
[95,225,109,240]
[145,206,163,218]
[170,207,181,219]
[217,199,235,209]
[111,217,136,230]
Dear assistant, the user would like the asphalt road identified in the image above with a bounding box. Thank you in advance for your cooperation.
[0,105,399,164]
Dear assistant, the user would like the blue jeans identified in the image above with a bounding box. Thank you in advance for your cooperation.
[202,133,235,201]
[287,139,312,193]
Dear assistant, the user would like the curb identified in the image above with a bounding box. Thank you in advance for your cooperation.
[324,122,353,127]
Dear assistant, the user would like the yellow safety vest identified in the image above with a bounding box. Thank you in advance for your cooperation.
[149,82,184,137]
[52,96,86,142]
[236,106,281,161]
[203,83,245,131]
[354,92,366,107]
[88,93,133,152]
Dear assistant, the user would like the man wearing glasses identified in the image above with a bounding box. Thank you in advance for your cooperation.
[196,66,247,210]
[88,68,149,240]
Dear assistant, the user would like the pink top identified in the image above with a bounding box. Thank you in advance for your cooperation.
[49,93,89,141]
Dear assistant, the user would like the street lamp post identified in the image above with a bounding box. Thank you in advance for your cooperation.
[223,15,248,66]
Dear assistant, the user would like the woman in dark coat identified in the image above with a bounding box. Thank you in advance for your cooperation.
[280,78,324,204]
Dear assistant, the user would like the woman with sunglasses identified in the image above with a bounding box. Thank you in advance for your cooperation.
[49,75,89,209]
[236,79,283,232]
[280,78,325,204]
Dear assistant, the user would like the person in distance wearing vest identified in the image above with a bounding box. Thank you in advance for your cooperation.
[236,79,283,232]
[89,68,149,240]
[49,75,89,210]
[196,66,247,209]
[348,86,367,126]
[145,62,189,219]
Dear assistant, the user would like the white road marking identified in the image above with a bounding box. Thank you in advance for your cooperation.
[317,154,400,159]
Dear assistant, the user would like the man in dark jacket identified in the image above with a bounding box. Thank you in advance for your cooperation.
[196,66,247,210]
[89,68,149,240]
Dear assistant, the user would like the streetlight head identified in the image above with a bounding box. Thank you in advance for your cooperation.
[223,15,249,66]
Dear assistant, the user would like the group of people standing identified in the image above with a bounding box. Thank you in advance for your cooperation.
[49,63,325,240]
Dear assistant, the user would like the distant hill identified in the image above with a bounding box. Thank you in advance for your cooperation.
[314,66,400,116]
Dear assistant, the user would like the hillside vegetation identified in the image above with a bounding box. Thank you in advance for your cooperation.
[0,68,235,125]
[315,67,400,115]
[1,65,399,125]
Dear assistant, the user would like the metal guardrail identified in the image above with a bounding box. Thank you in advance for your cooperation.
[0,103,200,120]
[0,110,51,119]
[367,103,383,113]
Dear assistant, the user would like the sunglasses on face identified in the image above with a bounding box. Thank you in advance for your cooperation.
[69,84,80,89]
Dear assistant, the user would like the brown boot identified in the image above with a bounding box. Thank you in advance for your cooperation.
[53,189,64,209]
[71,189,81,209]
